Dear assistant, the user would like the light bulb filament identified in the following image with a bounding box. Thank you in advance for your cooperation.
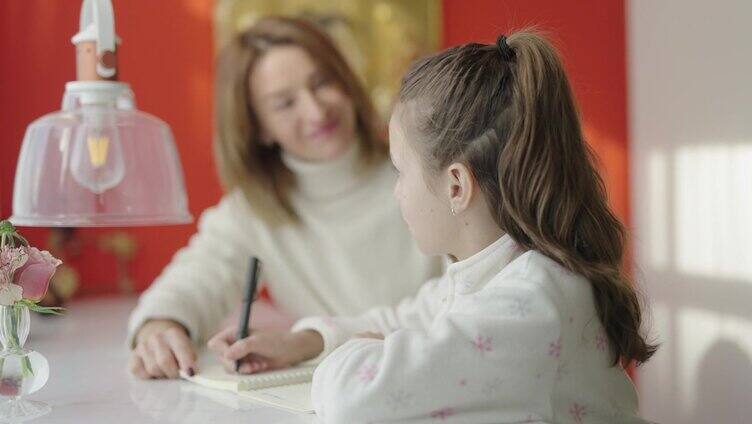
[86,136,110,167]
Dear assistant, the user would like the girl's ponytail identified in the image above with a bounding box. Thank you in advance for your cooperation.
[399,30,657,365]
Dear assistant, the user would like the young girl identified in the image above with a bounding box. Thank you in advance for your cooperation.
[226,30,656,423]
[127,16,443,379]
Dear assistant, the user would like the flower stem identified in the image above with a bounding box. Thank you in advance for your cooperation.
[2,305,33,378]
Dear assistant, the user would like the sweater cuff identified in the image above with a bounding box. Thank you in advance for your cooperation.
[126,302,203,349]
[291,316,356,364]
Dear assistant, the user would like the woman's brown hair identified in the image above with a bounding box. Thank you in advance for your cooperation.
[398,31,656,365]
[214,16,386,224]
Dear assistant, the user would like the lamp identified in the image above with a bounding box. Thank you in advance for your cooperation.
[10,0,192,227]
[1,0,192,419]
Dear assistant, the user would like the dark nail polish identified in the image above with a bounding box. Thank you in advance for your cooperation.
[187,367,195,377]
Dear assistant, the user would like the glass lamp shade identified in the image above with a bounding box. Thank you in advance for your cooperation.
[11,81,192,227]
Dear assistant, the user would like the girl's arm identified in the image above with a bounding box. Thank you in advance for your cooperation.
[290,274,449,362]
[311,278,561,424]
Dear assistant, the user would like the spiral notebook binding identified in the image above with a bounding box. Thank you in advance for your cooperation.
[238,367,315,391]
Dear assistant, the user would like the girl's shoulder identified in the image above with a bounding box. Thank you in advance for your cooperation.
[493,249,575,280]
[488,250,593,310]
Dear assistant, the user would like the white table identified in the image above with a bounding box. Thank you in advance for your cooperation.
[18,297,314,423]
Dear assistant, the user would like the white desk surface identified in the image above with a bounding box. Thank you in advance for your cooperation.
[22,296,315,424]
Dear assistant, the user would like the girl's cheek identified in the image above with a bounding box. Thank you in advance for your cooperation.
[394,179,405,201]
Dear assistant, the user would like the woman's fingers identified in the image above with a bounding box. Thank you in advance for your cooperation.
[137,333,181,379]
[235,356,269,374]
[207,326,235,353]
[219,354,237,374]
[150,336,180,378]
[212,329,296,373]
[129,352,150,380]
[129,320,198,379]
[209,326,245,372]
[138,341,165,378]
[165,329,197,375]
[238,361,253,374]
[206,335,229,353]
[224,335,258,361]
[131,324,285,379]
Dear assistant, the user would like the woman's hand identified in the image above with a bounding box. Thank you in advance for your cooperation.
[207,327,324,374]
[130,319,197,379]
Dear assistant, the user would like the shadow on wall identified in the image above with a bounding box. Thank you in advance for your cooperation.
[634,142,752,424]
[692,339,752,423]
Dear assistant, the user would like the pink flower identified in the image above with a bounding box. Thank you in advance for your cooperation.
[13,247,61,302]
[323,316,337,328]
[471,335,493,353]
[569,402,587,423]
[357,364,378,382]
[548,337,562,358]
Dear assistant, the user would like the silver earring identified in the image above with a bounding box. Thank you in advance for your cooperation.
[450,207,456,216]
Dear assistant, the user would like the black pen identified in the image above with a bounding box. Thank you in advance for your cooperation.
[236,256,261,372]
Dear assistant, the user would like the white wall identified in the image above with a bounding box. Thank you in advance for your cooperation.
[628,1,752,422]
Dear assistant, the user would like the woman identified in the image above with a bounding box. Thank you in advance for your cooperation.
[127,16,443,379]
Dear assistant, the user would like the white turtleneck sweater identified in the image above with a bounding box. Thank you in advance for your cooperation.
[127,143,444,345]
[295,235,647,424]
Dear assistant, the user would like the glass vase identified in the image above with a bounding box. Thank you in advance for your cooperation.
[0,304,50,421]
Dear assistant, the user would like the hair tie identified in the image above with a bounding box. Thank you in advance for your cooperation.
[495,35,515,61]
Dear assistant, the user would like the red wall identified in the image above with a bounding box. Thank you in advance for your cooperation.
[442,0,630,224]
[0,0,220,295]
[0,0,628,296]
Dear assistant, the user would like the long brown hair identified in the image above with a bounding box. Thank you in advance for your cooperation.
[398,31,656,365]
[214,16,386,224]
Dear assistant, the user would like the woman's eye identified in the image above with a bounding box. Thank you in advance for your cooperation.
[312,75,331,89]
[273,99,294,110]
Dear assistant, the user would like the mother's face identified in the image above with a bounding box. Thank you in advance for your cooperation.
[249,45,356,162]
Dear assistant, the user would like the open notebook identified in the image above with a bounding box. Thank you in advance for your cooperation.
[180,363,315,413]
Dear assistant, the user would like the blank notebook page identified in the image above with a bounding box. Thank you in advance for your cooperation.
[238,382,313,413]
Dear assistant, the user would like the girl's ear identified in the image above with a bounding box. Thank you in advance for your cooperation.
[446,162,475,214]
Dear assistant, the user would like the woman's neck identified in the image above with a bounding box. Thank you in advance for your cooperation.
[281,140,369,199]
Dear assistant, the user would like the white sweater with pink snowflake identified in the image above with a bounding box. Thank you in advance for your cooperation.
[292,235,648,424]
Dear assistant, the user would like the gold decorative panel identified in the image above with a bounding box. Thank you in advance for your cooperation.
[214,0,441,119]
